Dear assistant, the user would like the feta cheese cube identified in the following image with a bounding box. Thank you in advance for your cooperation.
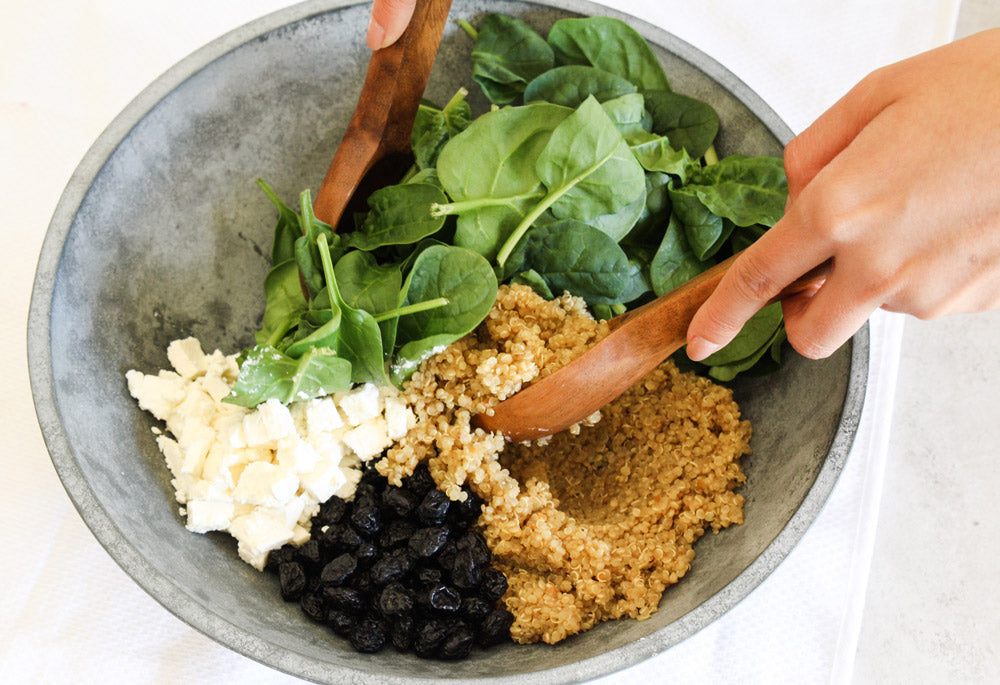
[233,462,289,505]
[185,499,236,533]
[302,396,345,433]
[299,458,349,503]
[384,395,415,440]
[241,398,295,447]
[337,384,381,426]
[230,509,295,570]
[275,435,320,475]
[343,417,391,461]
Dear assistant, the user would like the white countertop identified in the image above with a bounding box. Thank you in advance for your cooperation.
[3,0,998,682]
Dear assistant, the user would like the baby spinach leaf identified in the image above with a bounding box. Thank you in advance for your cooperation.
[334,250,403,354]
[468,13,554,104]
[547,16,670,92]
[627,131,700,183]
[283,306,341,359]
[643,90,720,158]
[649,213,705,296]
[523,65,637,108]
[316,235,389,386]
[255,259,308,347]
[346,182,447,251]
[393,246,498,382]
[511,268,555,300]
[536,96,646,224]
[600,92,652,137]
[706,319,786,382]
[435,103,570,260]
[256,178,299,265]
[668,186,726,261]
[687,155,788,226]
[518,219,636,305]
[411,89,472,170]
[226,345,352,407]
[701,302,784,368]
[587,189,646,242]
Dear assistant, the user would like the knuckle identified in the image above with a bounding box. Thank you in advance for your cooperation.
[730,252,781,303]
[784,326,837,360]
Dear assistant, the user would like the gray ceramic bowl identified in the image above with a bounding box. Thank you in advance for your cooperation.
[28,0,867,682]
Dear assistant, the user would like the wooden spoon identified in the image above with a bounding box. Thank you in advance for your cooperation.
[312,0,453,227]
[474,253,829,442]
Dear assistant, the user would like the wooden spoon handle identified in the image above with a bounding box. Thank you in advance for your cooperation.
[475,253,829,442]
[313,0,453,225]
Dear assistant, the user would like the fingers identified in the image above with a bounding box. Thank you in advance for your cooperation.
[367,0,418,50]
[783,69,893,200]
[685,212,831,361]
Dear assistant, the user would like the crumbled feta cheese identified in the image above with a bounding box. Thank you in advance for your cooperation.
[167,337,208,379]
[126,337,416,570]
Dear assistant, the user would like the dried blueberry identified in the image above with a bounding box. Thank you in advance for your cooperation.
[379,519,416,550]
[316,496,346,526]
[322,586,366,614]
[278,561,307,601]
[371,549,414,586]
[447,490,483,526]
[435,540,458,571]
[326,608,358,637]
[377,582,415,617]
[405,464,436,498]
[382,487,418,517]
[415,567,443,587]
[418,584,461,614]
[440,624,475,660]
[294,539,322,571]
[350,618,388,653]
[390,613,415,651]
[350,504,382,538]
[456,531,491,567]
[479,567,508,602]
[413,618,449,658]
[477,607,514,646]
[354,541,379,568]
[416,489,451,526]
[460,596,491,623]
[449,548,483,590]
[320,553,357,587]
[408,526,450,558]
[300,591,327,623]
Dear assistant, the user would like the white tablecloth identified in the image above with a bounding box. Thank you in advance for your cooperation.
[1,0,959,682]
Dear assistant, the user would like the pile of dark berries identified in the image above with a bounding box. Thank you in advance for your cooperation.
[266,463,514,658]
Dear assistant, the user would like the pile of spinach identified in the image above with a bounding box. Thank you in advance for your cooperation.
[228,13,789,407]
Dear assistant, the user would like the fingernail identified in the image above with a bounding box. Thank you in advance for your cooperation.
[687,336,721,362]
[366,17,386,50]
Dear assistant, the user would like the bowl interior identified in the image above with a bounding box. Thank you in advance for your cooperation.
[30,1,866,682]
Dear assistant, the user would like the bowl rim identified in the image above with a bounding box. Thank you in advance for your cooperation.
[27,0,869,682]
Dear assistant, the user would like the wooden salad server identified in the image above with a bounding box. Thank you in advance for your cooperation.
[475,253,829,443]
[312,0,453,227]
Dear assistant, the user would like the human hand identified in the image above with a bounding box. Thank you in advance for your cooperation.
[366,0,417,50]
[686,28,1000,361]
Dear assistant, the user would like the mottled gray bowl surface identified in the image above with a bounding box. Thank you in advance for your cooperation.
[28,0,868,682]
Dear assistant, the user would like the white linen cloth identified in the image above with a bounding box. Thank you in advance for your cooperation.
[0,0,958,682]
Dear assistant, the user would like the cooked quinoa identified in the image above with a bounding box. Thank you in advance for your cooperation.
[377,284,751,644]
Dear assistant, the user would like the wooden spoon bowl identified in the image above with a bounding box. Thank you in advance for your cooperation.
[475,254,829,442]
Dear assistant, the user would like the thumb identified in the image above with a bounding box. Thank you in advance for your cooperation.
[367,0,418,50]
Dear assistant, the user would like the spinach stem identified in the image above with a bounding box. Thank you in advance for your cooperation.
[373,297,449,322]
[496,145,622,267]
[455,18,478,41]
[316,232,341,303]
[430,190,544,217]
[441,86,469,117]
[703,144,719,166]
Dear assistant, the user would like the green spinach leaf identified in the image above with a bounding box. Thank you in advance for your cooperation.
[524,65,637,107]
[643,89,719,158]
[547,16,670,92]
[466,14,554,104]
